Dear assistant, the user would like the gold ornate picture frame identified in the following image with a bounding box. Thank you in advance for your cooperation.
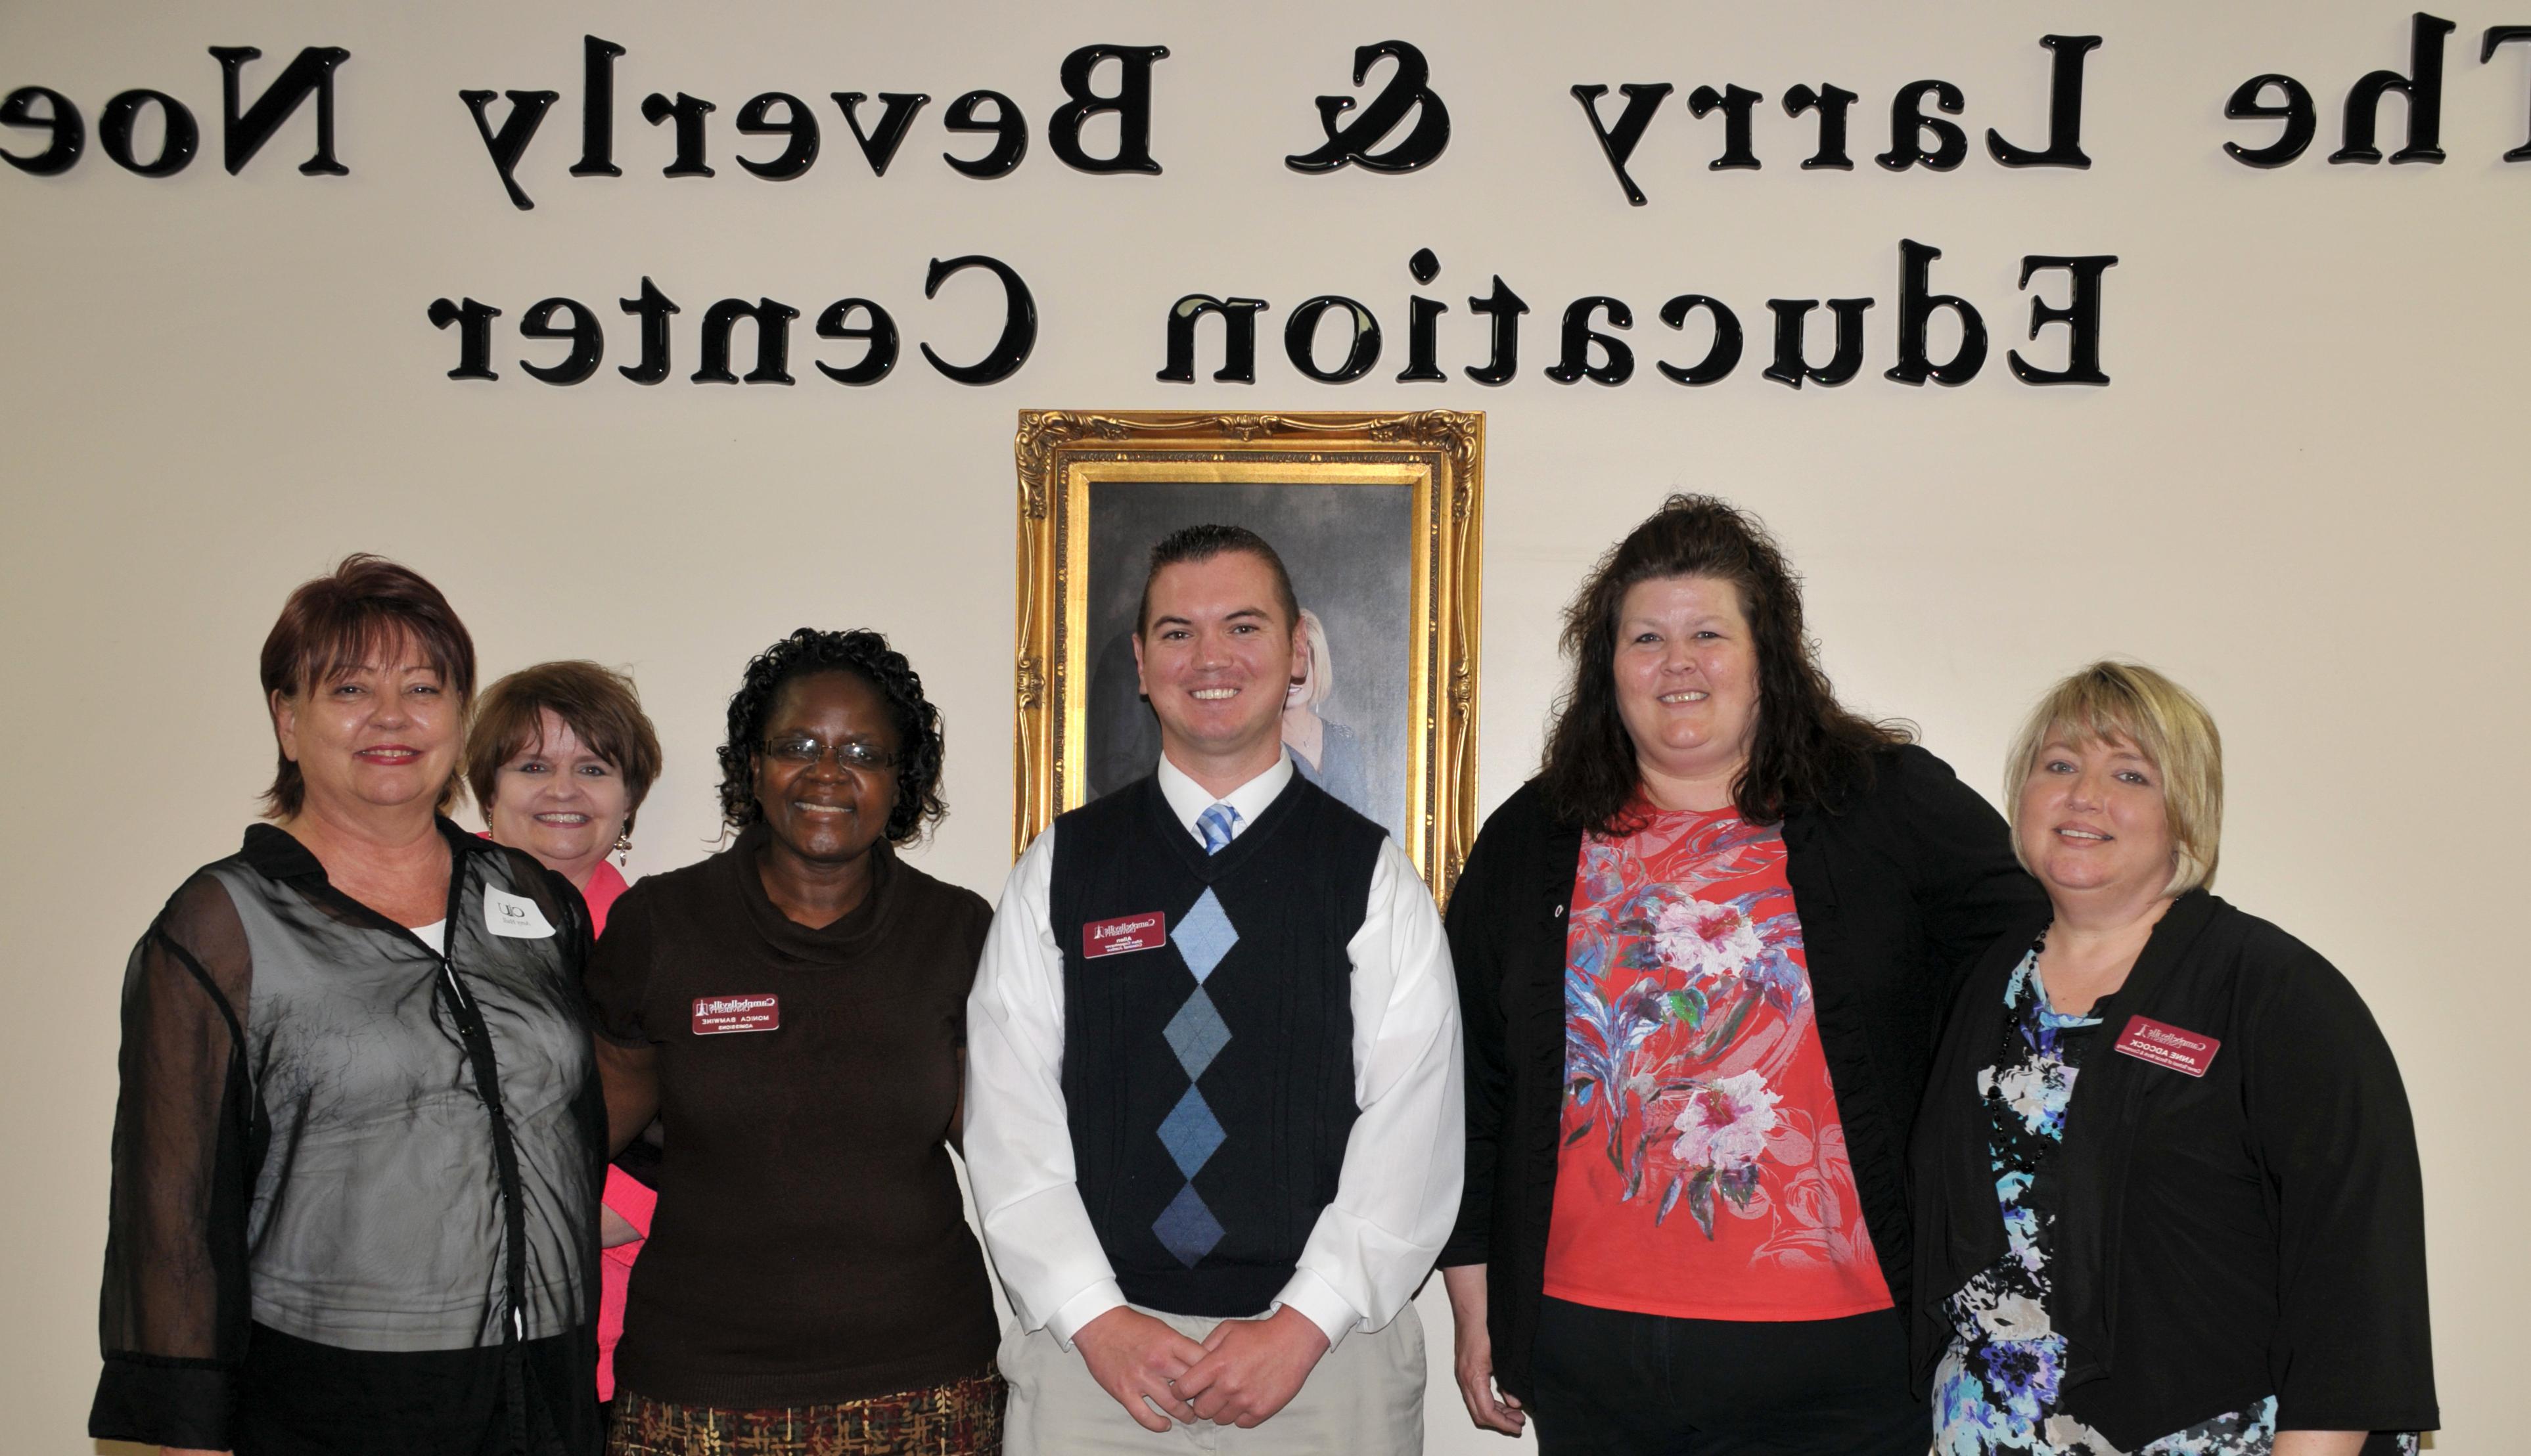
[1013,410,1483,898]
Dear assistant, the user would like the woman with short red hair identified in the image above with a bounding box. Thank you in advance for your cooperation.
[90,555,608,1456]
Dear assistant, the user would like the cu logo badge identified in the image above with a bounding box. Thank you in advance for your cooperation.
[482,888,557,939]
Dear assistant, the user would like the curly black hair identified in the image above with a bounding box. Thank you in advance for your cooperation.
[1541,493,1911,833]
[716,628,948,843]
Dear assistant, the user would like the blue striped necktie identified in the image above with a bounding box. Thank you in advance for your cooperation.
[1197,803,1240,855]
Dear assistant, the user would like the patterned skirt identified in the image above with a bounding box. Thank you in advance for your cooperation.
[606,1366,1005,1456]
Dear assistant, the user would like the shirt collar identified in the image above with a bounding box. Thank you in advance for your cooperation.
[239,815,485,882]
[1154,750,1294,845]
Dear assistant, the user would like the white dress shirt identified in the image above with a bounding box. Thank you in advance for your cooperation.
[964,752,1464,1351]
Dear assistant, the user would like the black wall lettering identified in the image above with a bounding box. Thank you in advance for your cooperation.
[1572,83,1674,205]
[1159,295,1270,383]
[1763,298,1875,386]
[921,254,1036,382]
[2485,26,2531,161]
[518,297,603,384]
[2009,254,2118,385]
[1656,294,1743,384]
[1286,40,1451,173]
[1399,247,1447,383]
[1687,84,1764,170]
[1465,275,1530,386]
[0,87,83,174]
[1885,239,1988,386]
[1782,84,1858,170]
[618,277,679,384]
[1049,43,1168,173]
[2332,11,2456,164]
[814,298,900,384]
[641,91,716,177]
[426,296,501,380]
[1986,35,2099,168]
[833,92,930,175]
[461,89,560,210]
[1284,295,1383,382]
[2223,75,2316,166]
[572,35,626,177]
[693,298,800,384]
[208,45,350,176]
[734,93,819,180]
[99,89,198,176]
[1545,296,1635,384]
[942,91,1027,178]
[1877,80,1967,171]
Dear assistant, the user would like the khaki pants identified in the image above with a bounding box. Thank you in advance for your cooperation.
[998,1304,1425,1455]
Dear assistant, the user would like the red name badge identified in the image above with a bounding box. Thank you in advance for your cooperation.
[2112,1014,2220,1078]
[692,994,781,1035]
[1083,912,1166,959]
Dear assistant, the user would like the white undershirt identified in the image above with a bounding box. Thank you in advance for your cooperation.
[963,751,1465,1351]
[409,919,447,955]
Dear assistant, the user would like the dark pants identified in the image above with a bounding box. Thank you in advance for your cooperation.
[235,1321,601,1456]
[1530,1297,1927,1456]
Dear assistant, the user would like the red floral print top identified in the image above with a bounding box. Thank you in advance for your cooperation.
[1542,800,1893,1321]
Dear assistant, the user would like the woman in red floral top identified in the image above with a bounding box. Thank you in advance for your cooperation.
[1438,495,2043,1455]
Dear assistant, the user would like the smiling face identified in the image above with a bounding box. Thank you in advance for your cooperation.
[486,710,631,888]
[1612,574,1762,802]
[1134,550,1302,783]
[751,670,900,867]
[270,631,461,823]
[2016,730,2178,907]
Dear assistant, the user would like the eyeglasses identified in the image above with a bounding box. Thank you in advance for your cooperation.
[760,735,901,773]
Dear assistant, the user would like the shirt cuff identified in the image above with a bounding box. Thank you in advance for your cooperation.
[1047,1279,1129,1350]
[1273,1268,1361,1352]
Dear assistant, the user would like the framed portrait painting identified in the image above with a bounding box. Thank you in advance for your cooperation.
[1013,410,1483,897]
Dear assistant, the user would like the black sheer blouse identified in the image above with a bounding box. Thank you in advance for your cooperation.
[90,819,608,1455]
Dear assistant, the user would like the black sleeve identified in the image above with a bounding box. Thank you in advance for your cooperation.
[1888,746,2047,1003]
[89,876,258,1450]
[2245,944,2440,1432]
[583,880,656,1047]
[1439,807,1516,1267]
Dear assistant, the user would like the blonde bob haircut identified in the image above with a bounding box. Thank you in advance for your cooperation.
[1292,608,1336,711]
[2004,660,2224,897]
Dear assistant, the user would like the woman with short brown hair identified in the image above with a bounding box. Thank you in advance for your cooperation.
[465,659,664,931]
[466,660,666,1420]
[91,554,607,1456]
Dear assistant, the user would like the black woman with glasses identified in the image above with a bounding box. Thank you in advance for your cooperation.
[587,628,1007,1456]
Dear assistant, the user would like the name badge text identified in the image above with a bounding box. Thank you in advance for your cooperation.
[693,994,781,1035]
[2112,1014,2221,1078]
[1083,912,1166,959]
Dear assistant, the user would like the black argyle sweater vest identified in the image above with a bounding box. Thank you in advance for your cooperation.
[1049,771,1384,1317]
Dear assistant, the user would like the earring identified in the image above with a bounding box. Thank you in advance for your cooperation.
[614,830,633,862]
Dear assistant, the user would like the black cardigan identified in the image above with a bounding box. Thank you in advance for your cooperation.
[1909,890,2439,1448]
[1439,744,2044,1401]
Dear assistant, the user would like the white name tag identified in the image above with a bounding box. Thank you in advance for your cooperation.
[484,888,556,939]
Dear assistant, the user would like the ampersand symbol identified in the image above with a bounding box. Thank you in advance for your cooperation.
[1285,40,1451,173]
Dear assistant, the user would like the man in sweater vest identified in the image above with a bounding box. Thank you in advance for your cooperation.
[967,524,1464,1453]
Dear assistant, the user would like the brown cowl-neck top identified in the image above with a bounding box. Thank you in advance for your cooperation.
[585,825,997,1407]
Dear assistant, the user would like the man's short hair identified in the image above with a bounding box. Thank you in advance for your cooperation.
[1136,523,1301,637]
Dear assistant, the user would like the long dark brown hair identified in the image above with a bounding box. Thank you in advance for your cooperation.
[1541,494,1909,832]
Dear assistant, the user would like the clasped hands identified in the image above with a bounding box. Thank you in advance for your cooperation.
[1074,1304,1331,1432]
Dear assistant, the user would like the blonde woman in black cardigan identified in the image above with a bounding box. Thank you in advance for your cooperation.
[1911,662,2436,1455]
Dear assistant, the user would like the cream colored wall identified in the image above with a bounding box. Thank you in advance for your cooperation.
[3,1,2517,1449]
